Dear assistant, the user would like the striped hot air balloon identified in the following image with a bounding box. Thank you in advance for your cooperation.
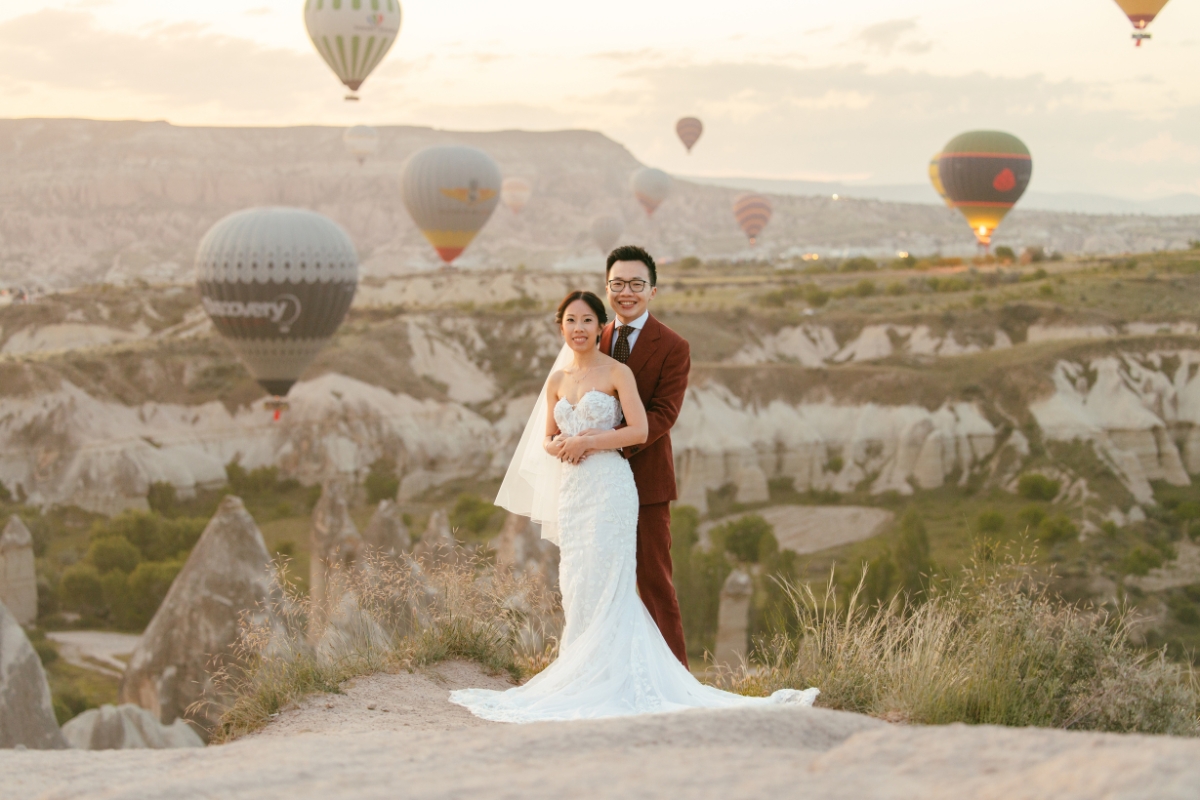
[631,168,672,216]
[676,117,703,154]
[305,0,402,99]
[1113,0,1171,45]
[501,177,533,214]
[936,131,1032,248]
[733,193,772,245]
[590,215,624,254]
[928,155,952,208]
[196,207,358,401]
[401,145,502,265]
[343,125,378,165]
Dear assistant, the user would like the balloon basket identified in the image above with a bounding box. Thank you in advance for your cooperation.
[1132,32,1150,46]
[264,398,289,421]
[344,93,360,102]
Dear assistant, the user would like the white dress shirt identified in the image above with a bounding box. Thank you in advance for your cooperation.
[610,310,649,357]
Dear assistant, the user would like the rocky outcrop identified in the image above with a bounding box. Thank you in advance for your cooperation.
[119,496,278,736]
[61,704,203,750]
[411,509,460,568]
[492,513,559,590]
[713,569,752,667]
[362,500,411,559]
[310,480,365,612]
[1031,351,1200,504]
[0,516,37,625]
[0,600,66,749]
[674,384,997,511]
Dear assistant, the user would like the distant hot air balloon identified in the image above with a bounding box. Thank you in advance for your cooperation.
[501,177,533,214]
[343,125,379,165]
[590,215,624,254]
[305,0,402,100]
[676,117,703,154]
[733,193,772,246]
[936,131,1032,249]
[195,207,358,409]
[928,155,953,208]
[1112,0,1170,45]
[631,168,672,217]
[401,145,502,265]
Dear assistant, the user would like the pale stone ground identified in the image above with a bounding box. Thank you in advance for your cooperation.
[46,632,140,679]
[701,505,893,555]
[6,660,1200,800]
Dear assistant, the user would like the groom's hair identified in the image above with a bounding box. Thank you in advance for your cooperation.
[605,245,657,286]
[555,291,608,333]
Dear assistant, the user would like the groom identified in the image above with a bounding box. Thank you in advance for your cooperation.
[570,245,691,667]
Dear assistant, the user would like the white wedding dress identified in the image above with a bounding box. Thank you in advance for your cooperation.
[450,390,819,723]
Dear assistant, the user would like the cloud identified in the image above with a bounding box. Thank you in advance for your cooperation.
[855,18,932,55]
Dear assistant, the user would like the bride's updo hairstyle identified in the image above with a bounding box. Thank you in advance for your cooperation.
[555,290,608,344]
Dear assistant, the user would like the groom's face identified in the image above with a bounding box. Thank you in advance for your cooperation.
[606,260,656,324]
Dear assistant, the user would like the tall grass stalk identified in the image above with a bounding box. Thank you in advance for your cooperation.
[199,550,559,742]
[730,546,1200,735]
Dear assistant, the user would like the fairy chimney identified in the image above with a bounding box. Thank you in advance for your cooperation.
[0,516,37,625]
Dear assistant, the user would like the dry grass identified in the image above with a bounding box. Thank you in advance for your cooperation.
[199,549,560,743]
[728,544,1200,736]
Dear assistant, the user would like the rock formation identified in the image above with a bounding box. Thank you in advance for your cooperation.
[310,480,365,613]
[362,500,411,560]
[0,600,66,749]
[411,509,460,568]
[61,704,203,750]
[0,516,37,625]
[119,496,278,736]
[713,569,753,667]
[492,513,559,590]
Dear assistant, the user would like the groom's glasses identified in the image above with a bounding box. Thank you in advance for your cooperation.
[607,279,649,293]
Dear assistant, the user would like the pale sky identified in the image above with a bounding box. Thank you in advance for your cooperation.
[2,0,1199,198]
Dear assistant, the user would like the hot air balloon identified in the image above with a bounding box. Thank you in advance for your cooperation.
[305,0,402,100]
[501,177,533,214]
[590,215,624,254]
[195,207,358,412]
[928,155,953,208]
[401,145,502,265]
[676,117,703,154]
[631,168,672,217]
[343,125,379,165]
[733,193,772,246]
[1113,0,1170,45]
[936,131,1032,249]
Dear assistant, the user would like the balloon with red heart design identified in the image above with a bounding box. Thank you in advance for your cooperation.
[936,131,1032,247]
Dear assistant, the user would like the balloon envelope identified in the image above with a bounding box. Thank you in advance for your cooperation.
[305,0,402,93]
[676,117,703,153]
[936,131,1031,246]
[928,155,952,208]
[590,215,624,254]
[631,168,672,216]
[195,207,359,397]
[1114,0,1170,28]
[343,125,379,164]
[733,193,772,245]
[401,145,502,264]
[501,177,533,214]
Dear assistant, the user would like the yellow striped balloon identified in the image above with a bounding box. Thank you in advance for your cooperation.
[733,193,772,245]
[1113,0,1171,45]
[305,0,402,97]
[676,117,703,154]
[401,145,502,265]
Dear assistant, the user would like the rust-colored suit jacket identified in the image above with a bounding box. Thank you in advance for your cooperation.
[600,314,691,507]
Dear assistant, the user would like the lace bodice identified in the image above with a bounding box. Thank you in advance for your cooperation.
[554,390,623,437]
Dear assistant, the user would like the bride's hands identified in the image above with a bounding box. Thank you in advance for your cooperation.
[558,435,592,464]
[544,434,566,458]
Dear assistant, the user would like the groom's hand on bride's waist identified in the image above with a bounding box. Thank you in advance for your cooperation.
[559,435,593,464]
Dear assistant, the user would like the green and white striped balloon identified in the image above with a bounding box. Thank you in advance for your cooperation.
[304,0,402,95]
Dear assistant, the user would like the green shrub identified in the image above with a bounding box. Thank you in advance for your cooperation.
[804,286,830,308]
[1121,546,1164,576]
[679,256,701,270]
[147,481,178,515]
[994,246,1016,261]
[895,509,935,598]
[885,282,907,296]
[1018,473,1060,501]
[977,510,1005,534]
[670,506,732,660]
[100,569,132,626]
[854,279,876,297]
[59,563,104,616]
[1038,515,1078,543]
[226,461,300,497]
[1017,505,1048,530]
[126,560,183,628]
[711,514,778,564]
[91,511,205,562]
[87,536,141,574]
[364,457,400,504]
[0,481,11,503]
[450,494,499,539]
[892,254,918,269]
[970,293,987,307]
[33,639,59,667]
[838,256,878,273]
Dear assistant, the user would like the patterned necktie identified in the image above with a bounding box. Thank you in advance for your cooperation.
[612,325,633,364]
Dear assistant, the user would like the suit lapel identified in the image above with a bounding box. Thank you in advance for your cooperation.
[599,321,614,356]
[623,314,662,376]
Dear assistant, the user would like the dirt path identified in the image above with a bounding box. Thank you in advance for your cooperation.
[46,631,141,679]
[702,505,894,555]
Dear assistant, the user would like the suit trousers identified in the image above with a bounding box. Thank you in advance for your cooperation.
[636,501,689,668]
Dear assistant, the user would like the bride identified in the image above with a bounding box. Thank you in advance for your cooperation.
[450,290,818,723]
